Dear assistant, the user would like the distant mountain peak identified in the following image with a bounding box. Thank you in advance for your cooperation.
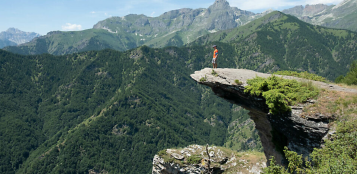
[6,27,17,31]
[209,0,231,10]
[4,28,39,35]
[5,28,22,34]
[0,28,40,45]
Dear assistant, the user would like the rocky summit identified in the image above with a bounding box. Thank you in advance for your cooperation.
[0,28,40,45]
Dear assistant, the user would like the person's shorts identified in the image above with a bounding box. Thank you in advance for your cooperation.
[212,58,216,64]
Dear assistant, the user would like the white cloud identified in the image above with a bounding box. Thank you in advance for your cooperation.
[227,0,344,11]
[91,11,96,14]
[150,11,156,17]
[61,23,82,31]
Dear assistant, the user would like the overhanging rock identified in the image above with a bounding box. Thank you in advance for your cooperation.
[190,68,339,166]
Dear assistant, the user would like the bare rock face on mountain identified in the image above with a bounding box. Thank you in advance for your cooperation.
[0,28,40,48]
[206,0,245,31]
[284,4,330,17]
[283,0,357,31]
[190,68,347,166]
[303,4,330,16]
[0,28,40,45]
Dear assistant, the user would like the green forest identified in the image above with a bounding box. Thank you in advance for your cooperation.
[0,46,262,174]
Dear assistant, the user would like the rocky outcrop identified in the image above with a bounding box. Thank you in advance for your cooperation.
[190,68,346,166]
[152,145,266,174]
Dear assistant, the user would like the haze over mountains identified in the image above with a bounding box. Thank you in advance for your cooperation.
[0,28,40,48]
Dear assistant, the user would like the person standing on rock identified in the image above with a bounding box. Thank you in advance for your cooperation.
[212,45,218,69]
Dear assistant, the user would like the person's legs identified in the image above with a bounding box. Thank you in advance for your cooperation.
[212,63,214,68]
[215,63,217,69]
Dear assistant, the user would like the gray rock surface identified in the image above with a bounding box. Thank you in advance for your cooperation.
[190,68,349,166]
[0,28,40,45]
[191,68,357,93]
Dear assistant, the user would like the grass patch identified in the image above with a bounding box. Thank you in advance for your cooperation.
[302,90,357,119]
[186,155,202,164]
[244,75,319,114]
[211,69,218,77]
[273,70,328,82]
[200,75,207,82]
[158,150,167,156]
[234,79,243,85]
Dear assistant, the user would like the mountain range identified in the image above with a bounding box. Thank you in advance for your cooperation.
[0,28,40,48]
[3,0,271,55]
[283,0,357,32]
[5,0,357,56]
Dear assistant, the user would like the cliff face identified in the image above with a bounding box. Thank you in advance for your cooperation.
[190,68,347,166]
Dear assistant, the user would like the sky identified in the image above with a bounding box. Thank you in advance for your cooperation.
[0,0,345,35]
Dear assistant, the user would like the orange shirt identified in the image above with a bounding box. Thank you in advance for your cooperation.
[213,49,218,58]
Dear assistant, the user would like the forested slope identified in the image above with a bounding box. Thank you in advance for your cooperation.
[0,46,261,174]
